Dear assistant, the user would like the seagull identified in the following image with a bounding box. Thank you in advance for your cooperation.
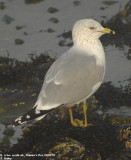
[13,19,115,127]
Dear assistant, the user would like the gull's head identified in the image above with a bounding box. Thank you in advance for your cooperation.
[72,19,115,45]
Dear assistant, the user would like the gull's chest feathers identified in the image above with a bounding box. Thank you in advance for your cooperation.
[72,40,105,68]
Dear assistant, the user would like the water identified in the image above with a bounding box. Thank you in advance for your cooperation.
[104,45,131,86]
[106,106,131,117]
[0,0,129,60]
[0,0,130,85]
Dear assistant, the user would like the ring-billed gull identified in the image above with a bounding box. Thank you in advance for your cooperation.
[13,19,115,127]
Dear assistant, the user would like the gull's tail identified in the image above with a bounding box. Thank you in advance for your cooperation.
[12,106,55,126]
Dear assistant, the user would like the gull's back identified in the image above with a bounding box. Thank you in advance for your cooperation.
[35,45,105,111]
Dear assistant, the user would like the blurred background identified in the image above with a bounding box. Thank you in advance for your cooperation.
[0,0,131,152]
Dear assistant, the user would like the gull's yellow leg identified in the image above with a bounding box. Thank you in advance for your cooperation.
[69,107,84,127]
[69,107,75,125]
[83,102,88,127]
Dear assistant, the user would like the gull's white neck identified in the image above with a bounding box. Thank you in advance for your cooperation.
[74,39,105,66]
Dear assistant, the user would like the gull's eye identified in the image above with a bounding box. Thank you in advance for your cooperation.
[90,27,95,30]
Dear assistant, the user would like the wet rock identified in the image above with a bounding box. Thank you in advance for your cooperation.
[3,128,15,137]
[73,1,81,6]
[8,111,121,159]
[95,82,131,109]
[15,39,24,45]
[119,2,131,25]
[107,1,131,26]
[102,1,118,6]
[16,26,25,30]
[0,52,131,159]
[100,7,106,10]
[0,2,5,10]
[47,7,59,13]
[57,31,73,47]
[106,106,131,117]
[24,0,44,4]
[58,40,73,47]
[2,14,14,24]
[48,137,102,159]
[45,28,55,33]
[49,17,59,24]
[57,31,72,39]
[0,53,54,86]
[0,136,10,153]
[67,42,73,47]
[120,155,131,160]
[39,29,44,32]
[48,137,85,159]
[102,1,131,48]
[108,116,131,125]
[119,125,131,149]
[23,32,28,35]
[127,49,131,60]
[58,40,66,46]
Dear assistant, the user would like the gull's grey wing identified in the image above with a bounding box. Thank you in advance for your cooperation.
[36,51,69,101]
[35,47,104,110]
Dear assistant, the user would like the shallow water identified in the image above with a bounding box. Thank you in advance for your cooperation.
[104,45,131,86]
[0,0,130,86]
[106,106,131,117]
[0,0,128,60]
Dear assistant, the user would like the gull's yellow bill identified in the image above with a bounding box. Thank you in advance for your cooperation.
[99,28,115,34]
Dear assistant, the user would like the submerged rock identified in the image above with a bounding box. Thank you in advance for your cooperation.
[0,2,5,10]
[102,1,118,6]
[45,28,55,33]
[49,17,59,24]
[15,39,24,45]
[73,1,81,6]
[16,26,25,30]
[2,14,14,24]
[24,0,44,4]
[127,49,131,60]
[47,7,59,14]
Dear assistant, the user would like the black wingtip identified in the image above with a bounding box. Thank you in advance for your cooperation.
[12,116,27,127]
[12,106,56,126]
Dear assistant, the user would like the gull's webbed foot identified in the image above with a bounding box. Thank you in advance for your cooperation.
[69,103,92,128]
[71,119,84,127]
